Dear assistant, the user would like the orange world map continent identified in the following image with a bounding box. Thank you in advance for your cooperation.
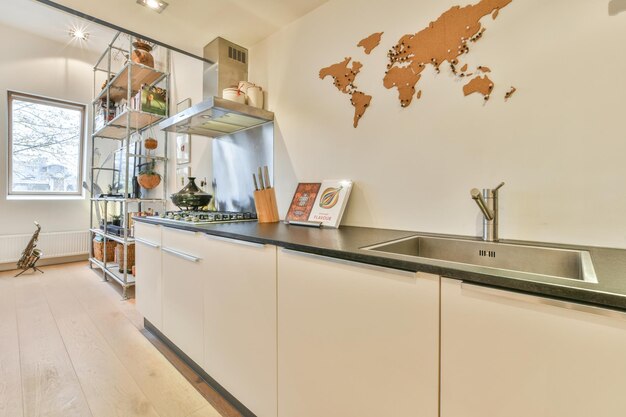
[319,57,372,128]
[383,0,512,106]
[319,0,514,128]
[357,32,384,55]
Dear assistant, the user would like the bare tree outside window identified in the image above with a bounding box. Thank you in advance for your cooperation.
[8,92,85,196]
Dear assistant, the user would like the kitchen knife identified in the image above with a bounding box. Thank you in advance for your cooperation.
[263,166,271,189]
[253,173,259,191]
[258,167,265,190]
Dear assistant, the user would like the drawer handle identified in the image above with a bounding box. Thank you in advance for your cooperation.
[204,234,265,248]
[135,237,160,249]
[460,282,626,320]
[162,247,202,263]
[280,248,416,278]
[169,228,198,235]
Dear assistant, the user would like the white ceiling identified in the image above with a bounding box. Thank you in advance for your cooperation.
[0,0,117,53]
[7,0,329,55]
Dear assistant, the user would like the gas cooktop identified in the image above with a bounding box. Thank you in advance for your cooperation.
[153,210,257,224]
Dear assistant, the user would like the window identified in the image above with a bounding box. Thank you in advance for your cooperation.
[8,91,86,197]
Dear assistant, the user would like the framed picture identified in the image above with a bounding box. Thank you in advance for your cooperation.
[177,98,192,112]
[176,166,190,188]
[176,134,190,164]
[139,85,167,116]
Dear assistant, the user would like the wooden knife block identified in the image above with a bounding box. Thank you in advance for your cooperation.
[254,188,280,223]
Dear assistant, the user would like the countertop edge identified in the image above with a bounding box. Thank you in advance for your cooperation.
[133,217,626,313]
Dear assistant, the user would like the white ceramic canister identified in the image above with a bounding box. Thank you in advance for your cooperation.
[238,81,255,94]
[222,87,246,104]
[247,86,264,109]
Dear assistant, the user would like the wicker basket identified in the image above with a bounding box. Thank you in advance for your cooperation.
[93,239,115,262]
[115,243,136,272]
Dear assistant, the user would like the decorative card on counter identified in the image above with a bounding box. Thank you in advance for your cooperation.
[285,183,321,223]
[308,180,353,228]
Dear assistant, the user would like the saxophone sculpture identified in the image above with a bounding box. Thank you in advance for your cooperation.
[15,221,44,277]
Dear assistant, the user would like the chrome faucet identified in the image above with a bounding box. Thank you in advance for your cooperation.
[470,182,505,242]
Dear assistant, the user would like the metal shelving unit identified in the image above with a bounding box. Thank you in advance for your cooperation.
[88,32,170,299]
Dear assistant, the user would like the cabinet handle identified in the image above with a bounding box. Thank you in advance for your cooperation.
[168,228,198,235]
[162,247,202,263]
[135,237,160,249]
[204,234,265,248]
[280,248,416,278]
[144,223,160,229]
[460,282,626,320]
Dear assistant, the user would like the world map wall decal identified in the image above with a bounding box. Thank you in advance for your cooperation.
[319,0,516,128]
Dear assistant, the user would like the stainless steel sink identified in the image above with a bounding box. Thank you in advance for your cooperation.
[363,236,598,283]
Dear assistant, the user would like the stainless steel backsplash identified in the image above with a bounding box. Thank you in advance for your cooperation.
[211,123,273,212]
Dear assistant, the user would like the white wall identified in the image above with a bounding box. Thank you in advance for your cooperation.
[249,0,626,248]
[0,19,213,241]
[166,52,212,206]
[0,22,98,235]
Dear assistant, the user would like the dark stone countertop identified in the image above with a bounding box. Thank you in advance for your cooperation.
[134,217,626,312]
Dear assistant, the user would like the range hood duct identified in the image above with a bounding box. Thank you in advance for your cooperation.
[159,37,273,137]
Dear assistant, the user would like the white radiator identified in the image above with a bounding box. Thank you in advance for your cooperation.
[0,230,90,263]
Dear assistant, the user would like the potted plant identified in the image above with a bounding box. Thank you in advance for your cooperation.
[137,160,161,190]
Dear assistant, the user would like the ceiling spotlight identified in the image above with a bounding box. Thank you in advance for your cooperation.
[137,0,169,13]
[69,27,89,41]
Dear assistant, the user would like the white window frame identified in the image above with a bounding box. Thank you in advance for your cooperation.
[7,91,86,199]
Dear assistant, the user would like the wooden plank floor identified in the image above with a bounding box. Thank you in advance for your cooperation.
[0,262,231,417]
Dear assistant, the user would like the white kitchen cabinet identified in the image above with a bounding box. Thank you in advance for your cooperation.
[135,222,163,329]
[202,235,277,417]
[161,227,205,366]
[441,278,626,417]
[277,249,439,417]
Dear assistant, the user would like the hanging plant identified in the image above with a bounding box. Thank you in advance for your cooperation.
[144,137,158,150]
[144,125,158,155]
[137,160,161,190]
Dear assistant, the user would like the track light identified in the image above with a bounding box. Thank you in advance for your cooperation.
[137,0,169,13]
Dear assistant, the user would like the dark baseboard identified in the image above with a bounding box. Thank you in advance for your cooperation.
[143,319,256,417]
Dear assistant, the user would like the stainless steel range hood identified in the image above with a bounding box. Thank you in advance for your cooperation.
[159,96,273,137]
[159,37,273,138]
